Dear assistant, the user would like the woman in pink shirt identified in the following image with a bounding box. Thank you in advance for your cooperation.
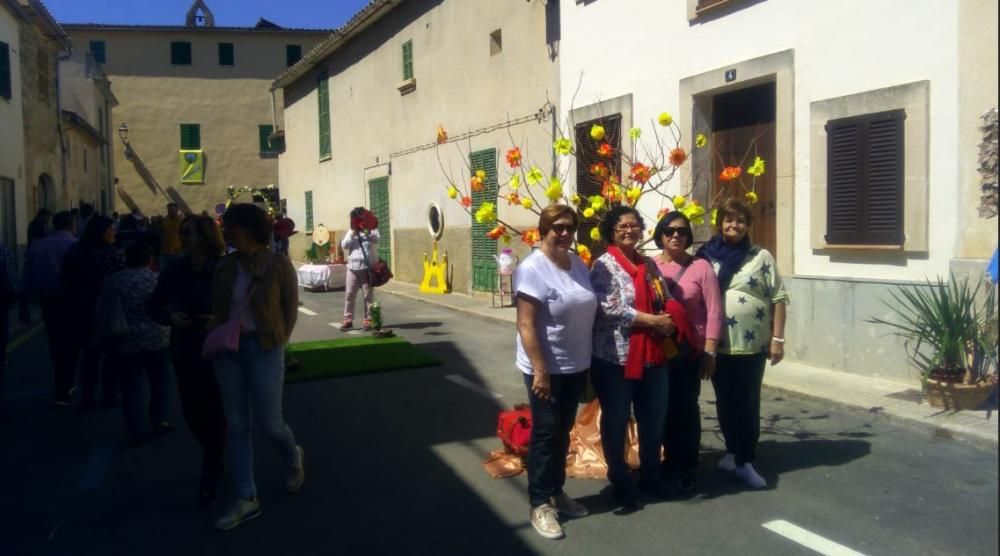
[652,211,723,495]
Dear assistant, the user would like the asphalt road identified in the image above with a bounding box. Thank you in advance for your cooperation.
[1,288,997,556]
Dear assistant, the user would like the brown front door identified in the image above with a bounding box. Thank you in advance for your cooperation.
[709,83,777,257]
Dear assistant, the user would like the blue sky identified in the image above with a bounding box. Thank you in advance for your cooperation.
[43,0,372,30]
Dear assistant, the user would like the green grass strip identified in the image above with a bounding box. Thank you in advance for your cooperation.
[285,335,441,384]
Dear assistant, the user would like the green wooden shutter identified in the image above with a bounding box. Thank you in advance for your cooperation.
[171,41,192,65]
[470,149,499,291]
[368,178,392,269]
[180,124,201,150]
[218,43,234,66]
[286,44,302,67]
[305,191,314,232]
[317,73,331,159]
[0,41,10,100]
[402,40,413,80]
[259,125,275,153]
[89,40,106,64]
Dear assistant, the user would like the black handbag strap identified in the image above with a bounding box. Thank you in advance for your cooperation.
[663,255,693,297]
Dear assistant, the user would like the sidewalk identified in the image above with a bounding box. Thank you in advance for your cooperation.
[381,280,998,448]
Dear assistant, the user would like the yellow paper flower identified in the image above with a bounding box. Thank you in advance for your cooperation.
[582,207,595,218]
[545,177,563,201]
[553,137,573,156]
[474,202,497,224]
[681,201,706,225]
[526,167,544,185]
[588,195,605,211]
[589,227,601,242]
[576,245,592,266]
[658,112,674,127]
[745,191,759,204]
[475,169,486,181]
[710,208,719,226]
[672,195,686,208]
[695,134,707,148]
[590,124,606,141]
[626,186,642,205]
[447,186,458,199]
[571,193,581,205]
[747,156,766,177]
[629,127,642,140]
[521,198,534,209]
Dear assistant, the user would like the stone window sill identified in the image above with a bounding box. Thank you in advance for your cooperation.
[397,78,416,95]
[818,244,904,251]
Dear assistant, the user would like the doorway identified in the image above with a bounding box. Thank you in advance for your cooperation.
[710,82,777,256]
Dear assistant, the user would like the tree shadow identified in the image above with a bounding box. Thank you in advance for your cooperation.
[386,321,443,330]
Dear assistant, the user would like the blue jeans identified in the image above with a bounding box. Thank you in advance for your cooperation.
[590,357,669,488]
[522,372,586,507]
[118,349,171,443]
[215,335,298,499]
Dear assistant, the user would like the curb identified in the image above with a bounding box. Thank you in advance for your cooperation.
[380,288,516,327]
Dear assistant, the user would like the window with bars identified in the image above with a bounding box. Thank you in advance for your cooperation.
[89,40,106,64]
[180,124,201,150]
[259,125,276,154]
[218,43,234,66]
[402,40,413,80]
[317,73,331,160]
[574,115,622,256]
[171,41,192,65]
[825,109,905,245]
[286,44,302,67]
[305,191,314,232]
[0,41,11,100]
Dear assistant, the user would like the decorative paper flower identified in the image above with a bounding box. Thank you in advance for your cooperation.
[672,195,686,208]
[710,207,719,226]
[476,169,486,180]
[680,201,706,225]
[747,156,765,177]
[582,207,595,218]
[590,162,610,178]
[506,192,521,206]
[501,234,512,245]
[475,202,497,224]
[447,186,458,199]
[486,224,506,240]
[571,193,581,205]
[669,148,687,167]
[658,112,674,127]
[626,186,642,205]
[460,196,472,208]
[745,191,759,204]
[601,180,621,202]
[509,174,521,190]
[589,227,601,242]
[695,134,707,148]
[553,137,573,156]
[629,127,642,140]
[521,197,534,209]
[577,245,592,266]
[521,228,541,247]
[436,125,448,144]
[596,142,614,158]
[526,167,544,185]
[719,166,742,182]
[545,177,563,201]
[588,195,605,211]
[590,124,606,141]
[506,147,522,168]
[630,163,652,185]
[470,170,485,192]
[657,207,670,220]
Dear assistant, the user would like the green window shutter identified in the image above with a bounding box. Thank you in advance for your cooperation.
[402,40,413,80]
[218,43,234,66]
[171,41,192,65]
[0,41,10,101]
[470,149,499,291]
[305,191,314,232]
[367,177,392,269]
[317,73,331,159]
[259,125,275,153]
[180,124,201,150]
[286,44,302,67]
[89,40,106,64]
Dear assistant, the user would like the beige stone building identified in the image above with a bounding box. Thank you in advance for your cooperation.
[1,0,26,258]
[274,0,560,294]
[62,1,329,217]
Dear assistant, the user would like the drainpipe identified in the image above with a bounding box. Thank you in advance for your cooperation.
[56,48,72,209]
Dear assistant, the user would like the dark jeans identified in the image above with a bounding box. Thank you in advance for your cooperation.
[173,335,227,483]
[118,349,171,443]
[40,295,79,400]
[0,303,9,409]
[522,371,586,508]
[590,357,669,488]
[81,343,119,406]
[711,353,767,466]
[662,355,703,473]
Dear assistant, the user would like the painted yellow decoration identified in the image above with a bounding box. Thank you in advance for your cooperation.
[179,150,204,184]
[420,241,451,294]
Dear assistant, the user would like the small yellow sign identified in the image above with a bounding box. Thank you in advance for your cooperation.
[179,150,204,184]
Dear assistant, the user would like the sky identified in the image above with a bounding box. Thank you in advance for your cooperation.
[42,0,372,30]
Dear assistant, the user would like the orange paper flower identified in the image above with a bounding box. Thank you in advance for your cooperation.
[521,228,541,247]
[487,224,507,240]
[719,166,742,182]
[460,196,472,208]
[657,207,671,220]
[630,163,652,185]
[436,125,448,144]
[590,162,610,178]
[505,147,522,168]
[506,192,521,206]
[470,175,484,192]
[597,142,614,158]
[669,148,687,167]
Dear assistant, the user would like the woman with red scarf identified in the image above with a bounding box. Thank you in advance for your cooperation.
[590,206,696,512]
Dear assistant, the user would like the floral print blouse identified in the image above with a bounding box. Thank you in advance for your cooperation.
[590,252,643,366]
[710,247,790,355]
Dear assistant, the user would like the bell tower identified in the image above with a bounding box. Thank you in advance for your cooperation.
[186,0,215,27]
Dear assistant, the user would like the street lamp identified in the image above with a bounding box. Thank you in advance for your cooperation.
[117,122,129,144]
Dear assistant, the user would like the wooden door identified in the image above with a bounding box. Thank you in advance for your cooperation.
[710,123,776,256]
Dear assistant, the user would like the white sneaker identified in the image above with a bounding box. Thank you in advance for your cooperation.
[717,453,736,472]
[551,493,588,518]
[530,504,564,539]
[286,445,305,493]
[734,463,767,489]
[214,497,261,531]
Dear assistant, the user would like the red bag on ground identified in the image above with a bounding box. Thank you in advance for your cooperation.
[497,404,532,457]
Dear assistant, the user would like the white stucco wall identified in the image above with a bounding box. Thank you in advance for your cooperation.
[559,0,970,282]
[1,6,26,246]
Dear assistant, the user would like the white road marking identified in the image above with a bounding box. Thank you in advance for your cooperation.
[762,520,866,556]
[444,374,504,400]
[298,307,319,316]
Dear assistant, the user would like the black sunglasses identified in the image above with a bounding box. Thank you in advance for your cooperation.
[661,226,691,237]
[550,224,578,235]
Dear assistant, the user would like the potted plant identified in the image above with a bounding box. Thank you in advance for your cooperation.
[868,275,997,410]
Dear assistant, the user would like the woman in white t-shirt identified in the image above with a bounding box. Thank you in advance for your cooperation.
[514,204,597,540]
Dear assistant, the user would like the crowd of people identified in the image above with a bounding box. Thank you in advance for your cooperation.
[514,199,789,540]
[4,201,303,531]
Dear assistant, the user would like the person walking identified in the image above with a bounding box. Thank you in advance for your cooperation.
[590,206,694,510]
[76,203,95,239]
[19,211,78,405]
[158,203,184,271]
[696,198,789,489]
[147,215,228,509]
[652,211,723,495]
[515,205,597,540]
[338,207,379,331]
[97,242,172,447]
[0,244,16,418]
[62,216,125,409]
[210,203,303,531]
[27,208,52,248]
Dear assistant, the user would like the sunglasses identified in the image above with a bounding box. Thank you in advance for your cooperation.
[661,227,691,237]
[550,224,577,235]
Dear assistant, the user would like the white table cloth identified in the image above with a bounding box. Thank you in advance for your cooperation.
[297,263,347,290]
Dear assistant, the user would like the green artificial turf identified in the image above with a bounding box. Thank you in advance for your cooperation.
[285,335,441,384]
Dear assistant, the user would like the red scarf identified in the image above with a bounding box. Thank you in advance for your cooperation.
[607,246,665,380]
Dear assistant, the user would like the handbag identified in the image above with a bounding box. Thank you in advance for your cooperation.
[357,232,393,288]
[497,404,532,458]
[201,318,241,360]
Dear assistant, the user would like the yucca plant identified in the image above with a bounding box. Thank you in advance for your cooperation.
[868,275,984,385]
